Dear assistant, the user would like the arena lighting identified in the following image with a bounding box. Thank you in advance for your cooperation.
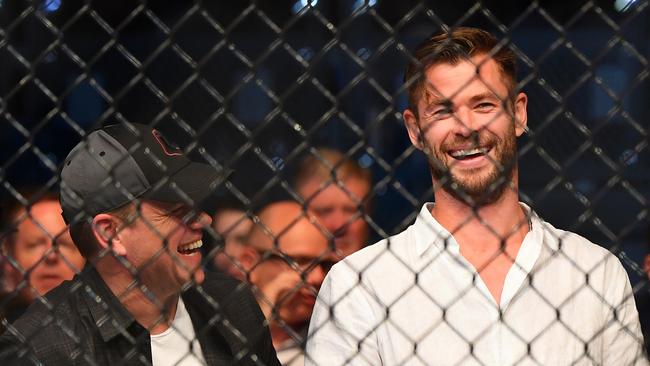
[292,0,318,14]
[43,0,61,12]
[353,0,378,11]
[614,0,638,11]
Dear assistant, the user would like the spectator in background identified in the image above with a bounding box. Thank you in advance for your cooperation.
[0,191,85,325]
[211,199,254,281]
[235,201,335,365]
[294,148,372,258]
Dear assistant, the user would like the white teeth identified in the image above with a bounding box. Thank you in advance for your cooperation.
[178,239,202,253]
[450,147,489,158]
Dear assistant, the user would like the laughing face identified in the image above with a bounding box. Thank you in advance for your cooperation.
[403,55,528,206]
[115,201,211,297]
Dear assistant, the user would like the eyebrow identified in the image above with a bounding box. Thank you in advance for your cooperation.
[424,96,453,110]
[468,92,501,105]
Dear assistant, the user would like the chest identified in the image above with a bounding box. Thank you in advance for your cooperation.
[374,271,603,366]
[464,253,514,304]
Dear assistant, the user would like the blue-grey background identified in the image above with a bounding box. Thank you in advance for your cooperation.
[0,0,648,284]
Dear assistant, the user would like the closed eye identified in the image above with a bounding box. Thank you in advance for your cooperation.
[475,102,496,111]
[423,105,453,121]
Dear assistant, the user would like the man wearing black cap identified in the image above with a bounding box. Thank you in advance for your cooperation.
[0,123,280,365]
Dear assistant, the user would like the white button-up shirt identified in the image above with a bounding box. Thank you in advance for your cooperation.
[306,203,646,366]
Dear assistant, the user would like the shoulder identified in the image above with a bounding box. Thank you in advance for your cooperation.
[537,220,628,282]
[201,270,247,297]
[539,220,613,260]
[324,227,414,292]
[339,228,412,271]
[193,271,262,323]
[0,280,84,363]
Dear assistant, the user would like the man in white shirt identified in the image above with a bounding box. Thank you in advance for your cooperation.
[305,27,646,365]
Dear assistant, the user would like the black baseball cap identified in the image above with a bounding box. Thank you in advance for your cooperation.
[60,123,230,224]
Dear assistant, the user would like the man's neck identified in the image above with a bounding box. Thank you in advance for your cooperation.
[431,186,529,258]
[431,186,531,305]
[95,259,178,334]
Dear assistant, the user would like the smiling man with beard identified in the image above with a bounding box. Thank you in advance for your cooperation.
[0,123,280,366]
[306,27,645,365]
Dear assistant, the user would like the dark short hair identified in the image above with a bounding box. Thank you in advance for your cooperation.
[69,203,135,259]
[404,27,517,114]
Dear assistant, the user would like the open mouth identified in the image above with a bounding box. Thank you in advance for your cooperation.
[177,239,202,256]
[448,147,491,161]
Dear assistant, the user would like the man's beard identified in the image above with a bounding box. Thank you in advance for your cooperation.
[424,125,518,208]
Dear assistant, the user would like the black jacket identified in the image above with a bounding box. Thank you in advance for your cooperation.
[0,266,280,365]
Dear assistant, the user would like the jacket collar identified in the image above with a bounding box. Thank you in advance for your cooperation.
[77,265,139,342]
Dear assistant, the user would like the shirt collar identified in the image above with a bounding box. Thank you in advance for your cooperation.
[78,265,139,342]
[412,202,543,259]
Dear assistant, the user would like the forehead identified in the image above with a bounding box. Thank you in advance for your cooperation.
[421,56,508,103]
[301,177,370,205]
[139,200,187,215]
[15,200,68,238]
[213,209,252,233]
[272,219,329,255]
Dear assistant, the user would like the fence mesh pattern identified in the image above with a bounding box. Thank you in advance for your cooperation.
[0,0,649,365]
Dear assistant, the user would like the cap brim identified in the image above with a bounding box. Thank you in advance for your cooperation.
[145,162,231,206]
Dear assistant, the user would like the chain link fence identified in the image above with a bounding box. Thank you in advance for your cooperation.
[0,0,649,365]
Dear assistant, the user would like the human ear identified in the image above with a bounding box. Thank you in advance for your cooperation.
[240,246,261,273]
[403,108,424,150]
[92,214,127,256]
[513,92,528,137]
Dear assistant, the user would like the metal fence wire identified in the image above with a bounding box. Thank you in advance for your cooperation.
[0,0,649,365]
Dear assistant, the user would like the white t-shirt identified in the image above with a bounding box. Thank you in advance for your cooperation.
[306,203,646,366]
[150,297,206,366]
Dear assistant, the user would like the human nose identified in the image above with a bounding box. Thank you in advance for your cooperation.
[42,242,60,264]
[189,211,212,229]
[305,262,326,288]
[453,105,478,137]
[325,211,349,237]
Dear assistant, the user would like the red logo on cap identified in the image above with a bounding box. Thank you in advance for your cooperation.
[152,130,182,156]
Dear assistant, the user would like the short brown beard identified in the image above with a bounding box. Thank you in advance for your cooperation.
[422,123,518,208]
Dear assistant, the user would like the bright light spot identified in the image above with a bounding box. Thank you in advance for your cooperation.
[292,0,318,14]
[353,0,378,11]
[358,153,374,168]
[620,149,639,166]
[43,0,61,12]
[272,156,285,170]
[356,47,371,60]
[298,47,314,61]
[614,0,637,11]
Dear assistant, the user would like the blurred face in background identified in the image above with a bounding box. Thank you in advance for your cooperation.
[250,216,332,328]
[212,208,254,280]
[298,176,370,258]
[7,199,85,300]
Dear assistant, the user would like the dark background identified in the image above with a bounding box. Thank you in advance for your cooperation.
[0,0,648,283]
